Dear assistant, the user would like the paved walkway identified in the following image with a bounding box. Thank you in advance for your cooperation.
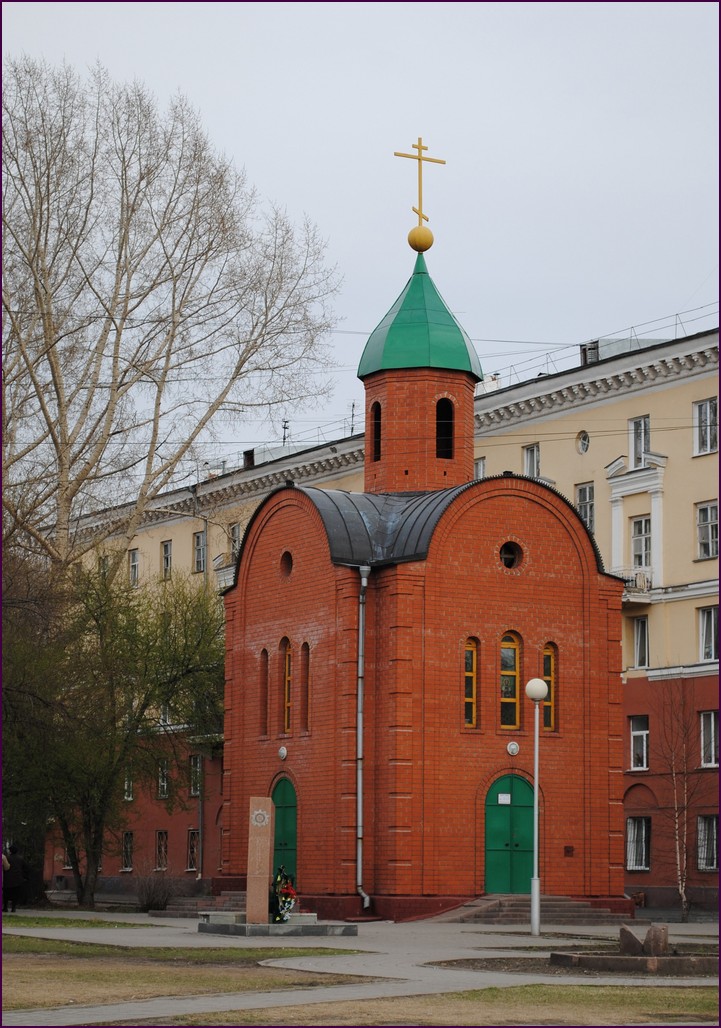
[2,908,718,1026]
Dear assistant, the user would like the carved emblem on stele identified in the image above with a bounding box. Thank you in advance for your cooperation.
[251,809,270,827]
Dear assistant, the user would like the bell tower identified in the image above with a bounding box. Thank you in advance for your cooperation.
[357,138,483,494]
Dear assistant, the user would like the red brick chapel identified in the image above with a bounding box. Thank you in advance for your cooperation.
[222,180,627,920]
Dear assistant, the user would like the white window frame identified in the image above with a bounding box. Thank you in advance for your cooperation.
[229,522,241,558]
[155,829,168,871]
[187,829,200,872]
[693,397,718,456]
[629,414,650,469]
[700,710,719,768]
[124,770,133,801]
[121,831,133,871]
[193,530,206,574]
[699,606,719,662]
[523,443,540,478]
[696,501,718,560]
[697,815,718,872]
[128,548,139,587]
[575,482,595,533]
[631,516,651,568]
[630,715,649,769]
[157,759,169,799]
[161,540,172,580]
[626,816,651,871]
[189,754,202,797]
[474,457,486,480]
[633,617,649,669]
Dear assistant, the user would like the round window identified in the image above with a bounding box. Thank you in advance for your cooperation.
[499,542,523,569]
[576,430,590,454]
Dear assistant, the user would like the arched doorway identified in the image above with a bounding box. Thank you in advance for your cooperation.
[271,778,297,882]
[485,774,533,894]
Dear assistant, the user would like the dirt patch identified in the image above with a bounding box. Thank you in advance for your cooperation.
[432,955,718,977]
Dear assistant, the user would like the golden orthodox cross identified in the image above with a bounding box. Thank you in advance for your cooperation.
[394,137,446,225]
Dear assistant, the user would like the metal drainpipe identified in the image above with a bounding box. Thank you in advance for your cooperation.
[356,565,372,909]
[196,755,204,882]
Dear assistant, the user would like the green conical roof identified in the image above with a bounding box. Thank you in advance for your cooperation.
[357,253,483,382]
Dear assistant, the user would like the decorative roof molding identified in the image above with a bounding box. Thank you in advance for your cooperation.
[474,335,718,432]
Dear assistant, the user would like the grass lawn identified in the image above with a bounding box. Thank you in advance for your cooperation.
[3,929,717,1026]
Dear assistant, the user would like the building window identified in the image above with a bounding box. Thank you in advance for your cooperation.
[542,644,557,730]
[161,540,172,580]
[523,443,540,478]
[371,402,381,462]
[500,633,520,728]
[189,754,202,797]
[629,414,650,469]
[300,642,310,733]
[697,816,719,871]
[696,502,718,559]
[464,638,478,727]
[575,482,595,533]
[155,830,168,871]
[693,397,718,455]
[187,829,200,872]
[159,702,171,727]
[121,832,133,871]
[436,398,454,459]
[631,517,651,568]
[193,531,206,574]
[229,522,241,559]
[282,638,292,733]
[633,617,649,668]
[700,710,719,767]
[128,548,139,587]
[474,457,486,479]
[626,816,651,871]
[699,606,719,661]
[259,648,269,736]
[157,759,169,799]
[630,715,649,769]
[124,770,133,801]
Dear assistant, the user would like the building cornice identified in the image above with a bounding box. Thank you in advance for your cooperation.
[474,335,718,432]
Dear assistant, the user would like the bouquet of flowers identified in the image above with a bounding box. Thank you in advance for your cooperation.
[271,865,297,923]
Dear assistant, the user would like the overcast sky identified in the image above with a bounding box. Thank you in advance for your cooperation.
[4,1,719,456]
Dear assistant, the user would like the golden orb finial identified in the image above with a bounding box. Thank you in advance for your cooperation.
[408,225,434,252]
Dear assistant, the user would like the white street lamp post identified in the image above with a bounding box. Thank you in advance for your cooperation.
[525,677,549,937]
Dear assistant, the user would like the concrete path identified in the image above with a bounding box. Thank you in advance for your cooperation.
[2,909,718,1027]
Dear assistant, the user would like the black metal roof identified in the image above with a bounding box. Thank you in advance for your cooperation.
[298,484,476,567]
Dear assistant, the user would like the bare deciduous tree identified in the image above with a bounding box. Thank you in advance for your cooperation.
[2,57,338,572]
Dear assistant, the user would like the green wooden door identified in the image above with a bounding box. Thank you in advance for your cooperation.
[484,775,533,894]
[272,778,297,883]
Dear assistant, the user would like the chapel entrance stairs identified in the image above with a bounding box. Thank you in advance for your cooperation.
[439,894,642,926]
[149,891,246,918]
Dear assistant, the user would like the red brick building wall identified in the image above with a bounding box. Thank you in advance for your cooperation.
[222,476,626,918]
[623,674,719,909]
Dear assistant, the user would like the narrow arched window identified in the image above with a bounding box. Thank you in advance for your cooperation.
[281,638,292,733]
[436,398,454,459]
[500,632,521,728]
[371,402,382,462]
[542,643,557,731]
[464,638,479,727]
[300,642,310,732]
[259,648,269,736]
